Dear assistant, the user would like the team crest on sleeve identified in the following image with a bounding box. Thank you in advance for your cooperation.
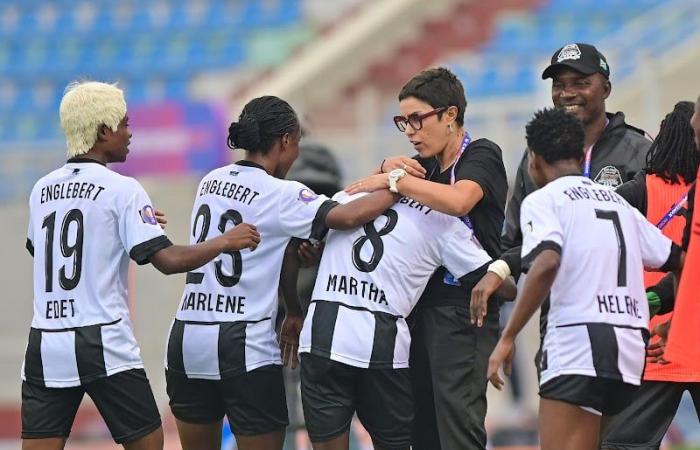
[139,205,158,225]
[298,188,319,203]
[557,44,581,62]
[594,166,623,187]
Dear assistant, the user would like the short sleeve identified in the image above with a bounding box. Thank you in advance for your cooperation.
[26,214,34,256]
[118,181,171,265]
[278,181,338,241]
[454,140,506,203]
[520,192,564,272]
[631,206,677,270]
[438,218,492,281]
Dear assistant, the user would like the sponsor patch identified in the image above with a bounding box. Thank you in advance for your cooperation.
[594,166,623,187]
[140,205,158,225]
[557,43,582,62]
[298,188,319,203]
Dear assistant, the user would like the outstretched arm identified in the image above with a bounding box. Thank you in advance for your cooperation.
[150,223,260,275]
[487,249,560,390]
[325,190,400,230]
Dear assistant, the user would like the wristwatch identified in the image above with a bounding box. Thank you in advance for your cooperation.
[388,168,407,193]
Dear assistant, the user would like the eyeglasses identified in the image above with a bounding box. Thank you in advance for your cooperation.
[393,107,447,132]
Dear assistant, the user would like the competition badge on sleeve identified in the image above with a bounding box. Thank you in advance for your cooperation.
[139,205,158,225]
[298,188,319,204]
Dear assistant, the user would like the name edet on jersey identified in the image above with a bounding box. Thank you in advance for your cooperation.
[398,197,433,215]
[325,274,388,306]
[562,184,625,205]
[44,298,76,319]
[179,291,246,315]
[597,294,642,319]
[40,182,106,204]
[199,178,260,205]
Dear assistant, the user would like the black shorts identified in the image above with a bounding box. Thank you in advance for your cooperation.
[166,364,288,436]
[539,374,639,416]
[300,353,413,450]
[602,380,700,450]
[22,368,160,444]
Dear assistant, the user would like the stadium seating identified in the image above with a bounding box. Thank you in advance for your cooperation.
[446,0,675,99]
[0,0,311,143]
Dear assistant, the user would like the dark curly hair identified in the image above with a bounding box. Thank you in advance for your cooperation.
[645,101,699,185]
[227,96,299,154]
[526,107,585,164]
[398,67,466,126]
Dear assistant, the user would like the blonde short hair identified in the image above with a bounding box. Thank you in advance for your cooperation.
[59,81,127,158]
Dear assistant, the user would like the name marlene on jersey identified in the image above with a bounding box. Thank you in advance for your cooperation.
[562,185,625,204]
[326,274,388,305]
[199,179,260,205]
[180,291,246,315]
[40,182,105,204]
[597,294,642,319]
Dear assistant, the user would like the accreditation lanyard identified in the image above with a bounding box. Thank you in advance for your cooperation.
[429,132,482,286]
[429,132,474,229]
[656,184,694,230]
[582,117,610,179]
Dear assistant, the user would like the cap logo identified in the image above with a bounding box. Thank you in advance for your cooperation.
[599,59,608,71]
[557,44,582,62]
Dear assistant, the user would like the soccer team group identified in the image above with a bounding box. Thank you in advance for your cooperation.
[21,42,700,450]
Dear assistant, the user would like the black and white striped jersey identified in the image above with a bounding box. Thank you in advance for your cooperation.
[165,161,336,379]
[299,192,492,369]
[521,175,679,386]
[23,160,171,387]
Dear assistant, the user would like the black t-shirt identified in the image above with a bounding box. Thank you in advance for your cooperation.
[415,138,508,311]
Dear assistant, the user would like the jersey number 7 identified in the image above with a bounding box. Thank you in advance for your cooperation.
[595,209,627,287]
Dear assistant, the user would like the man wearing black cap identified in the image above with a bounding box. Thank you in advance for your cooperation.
[470,43,651,372]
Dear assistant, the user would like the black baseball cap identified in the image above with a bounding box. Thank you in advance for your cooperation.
[542,43,610,79]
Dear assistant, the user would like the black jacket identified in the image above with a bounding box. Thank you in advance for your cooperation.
[500,111,651,274]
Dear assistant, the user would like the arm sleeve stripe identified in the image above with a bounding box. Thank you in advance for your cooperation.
[309,200,339,241]
[522,240,562,273]
[129,235,173,265]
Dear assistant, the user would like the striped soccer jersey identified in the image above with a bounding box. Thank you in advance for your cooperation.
[165,161,336,380]
[298,192,492,369]
[521,175,677,386]
[23,160,171,388]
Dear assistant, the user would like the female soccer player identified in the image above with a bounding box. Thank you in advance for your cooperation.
[22,81,260,450]
[488,108,682,450]
[164,95,397,450]
[345,67,508,450]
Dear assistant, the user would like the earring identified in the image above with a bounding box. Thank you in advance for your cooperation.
[448,123,453,133]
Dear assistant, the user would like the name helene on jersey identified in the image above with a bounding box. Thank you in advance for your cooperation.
[562,182,642,320]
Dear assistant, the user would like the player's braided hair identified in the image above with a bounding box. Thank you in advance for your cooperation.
[526,107,584,163]
[645,101,699,185]
[228,95,299,154]
[398,67,466,126]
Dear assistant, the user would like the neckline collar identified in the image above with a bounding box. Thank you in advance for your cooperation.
[235,160,266,171]
[66,157,106,166]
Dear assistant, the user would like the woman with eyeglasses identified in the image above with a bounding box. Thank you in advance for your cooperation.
[345,67,508,450]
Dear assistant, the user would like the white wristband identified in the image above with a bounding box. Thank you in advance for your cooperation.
[487,259,511,281]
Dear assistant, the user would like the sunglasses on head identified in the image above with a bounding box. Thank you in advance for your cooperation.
[393,107,447,132]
